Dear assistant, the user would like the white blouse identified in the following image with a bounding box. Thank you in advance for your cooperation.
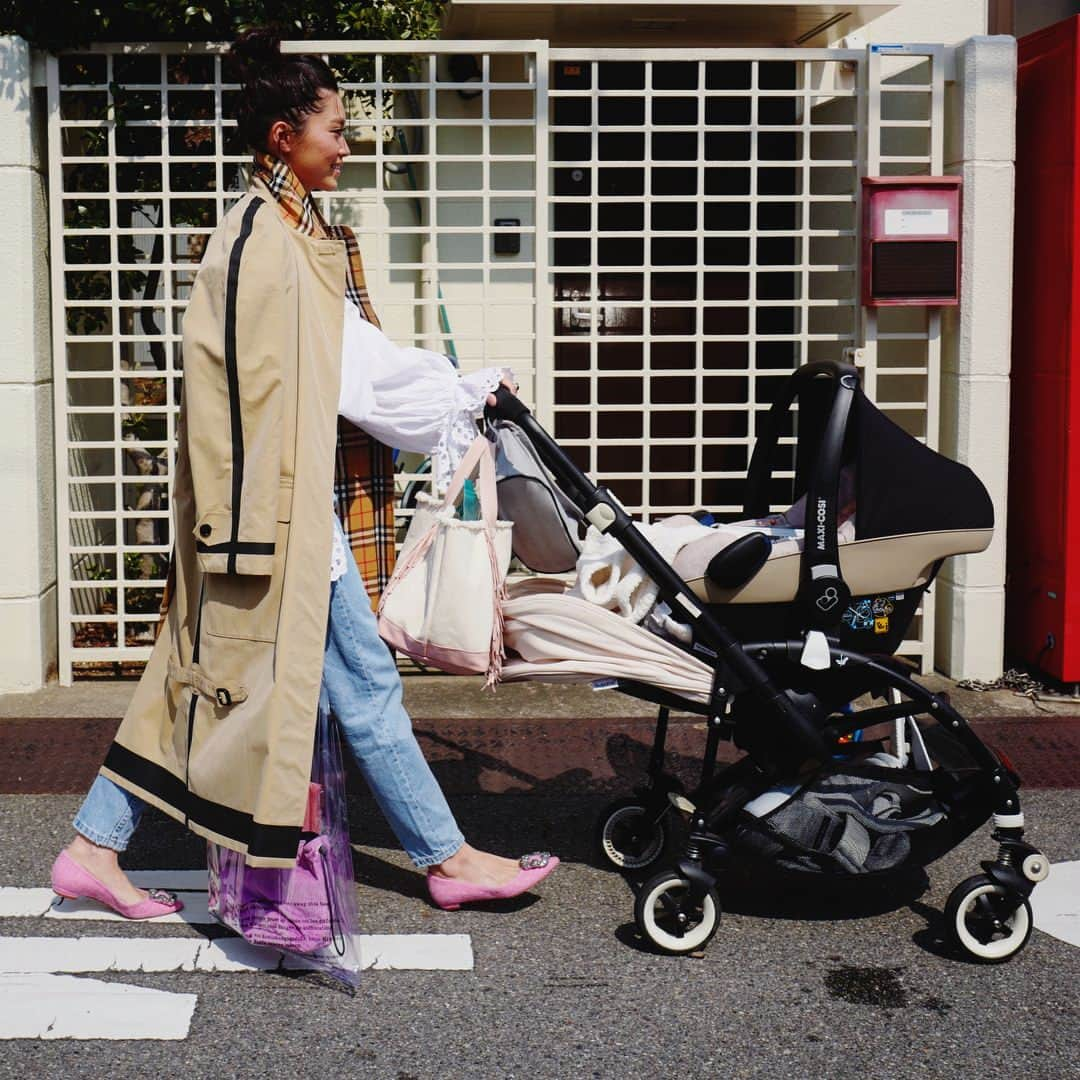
[330,298,511,581]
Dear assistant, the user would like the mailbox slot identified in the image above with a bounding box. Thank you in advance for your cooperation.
[861,176,962,306]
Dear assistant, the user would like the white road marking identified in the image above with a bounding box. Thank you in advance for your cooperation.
[1031,860,1080,949]
[0,935,280,973]
[0,870,473,1041]
[0,974,196,1040]
[126,870,208,890]
[0,888,209,923]
[0,889,65,917]
[355,934,473,971]
[0,933,474,973]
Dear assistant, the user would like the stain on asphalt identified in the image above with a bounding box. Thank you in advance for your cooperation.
[824,965,908,1009]
[920,994,953,1016]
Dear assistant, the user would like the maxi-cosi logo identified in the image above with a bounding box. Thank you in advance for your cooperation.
[815,498,828,550]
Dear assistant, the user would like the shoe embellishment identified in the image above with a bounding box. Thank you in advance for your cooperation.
[519,852,550,870]
[148,889,178,905]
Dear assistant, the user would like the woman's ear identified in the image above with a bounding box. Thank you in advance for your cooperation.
[267,119,294,158]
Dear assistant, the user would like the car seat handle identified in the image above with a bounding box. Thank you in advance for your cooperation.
[797,368,859,628]
[742,360,858,519]
[740,361,859,627]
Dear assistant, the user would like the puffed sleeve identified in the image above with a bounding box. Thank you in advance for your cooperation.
[338,300,512,491]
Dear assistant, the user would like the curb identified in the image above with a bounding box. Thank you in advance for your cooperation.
[2,713,1078,796]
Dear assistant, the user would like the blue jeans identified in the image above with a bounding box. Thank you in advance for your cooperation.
[75,517,465,868]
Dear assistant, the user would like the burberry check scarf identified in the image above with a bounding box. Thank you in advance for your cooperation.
[251,152,397,606]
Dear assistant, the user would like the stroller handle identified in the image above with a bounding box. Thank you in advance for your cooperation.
[484,384,532,425]
[485,386,595,504]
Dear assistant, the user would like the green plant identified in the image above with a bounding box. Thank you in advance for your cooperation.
[120,412,154,440]
[77,557,118,610]
[32,4,446,354]
[5,2,448,53]
[124,552,167,579]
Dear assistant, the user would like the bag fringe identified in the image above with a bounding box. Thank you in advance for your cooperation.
[483,527,508,689]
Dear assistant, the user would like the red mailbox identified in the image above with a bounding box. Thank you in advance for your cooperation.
[861,176,962,307]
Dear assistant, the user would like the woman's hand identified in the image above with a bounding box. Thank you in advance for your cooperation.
[486,375,518,408]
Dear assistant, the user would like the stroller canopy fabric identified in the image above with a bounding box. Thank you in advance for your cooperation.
[848,392,994,541]
[501,579,714,703]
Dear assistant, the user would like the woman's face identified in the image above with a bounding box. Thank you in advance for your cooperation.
[270,88,349,192]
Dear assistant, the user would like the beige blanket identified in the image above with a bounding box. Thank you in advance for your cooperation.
[500,579,714,704]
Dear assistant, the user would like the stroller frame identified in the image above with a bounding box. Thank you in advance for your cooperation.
[487,361,1048,962]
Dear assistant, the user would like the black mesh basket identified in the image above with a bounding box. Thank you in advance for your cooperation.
[734,758,984,875]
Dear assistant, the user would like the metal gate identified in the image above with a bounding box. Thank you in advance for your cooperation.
[542,44,946,667]
[47,39,944,681]
[47,40,548,681]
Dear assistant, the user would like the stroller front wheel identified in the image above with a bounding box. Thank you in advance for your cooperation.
[635,870,720,955]
[596,798,668,871]
[944,874,1034,964]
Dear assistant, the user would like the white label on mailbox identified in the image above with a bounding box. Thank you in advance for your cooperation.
[883,208,950,236]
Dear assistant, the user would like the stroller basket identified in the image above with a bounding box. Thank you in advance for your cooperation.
[737,761,947,874]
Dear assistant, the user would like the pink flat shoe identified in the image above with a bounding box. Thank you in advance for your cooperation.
[427,852,559,911]
[50,851,184,920]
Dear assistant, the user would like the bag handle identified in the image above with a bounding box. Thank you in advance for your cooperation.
[378,435,502,628]
[441,435,499,529]
[318,844,346,957]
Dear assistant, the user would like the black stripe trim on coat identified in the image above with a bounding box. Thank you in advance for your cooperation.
[103,742,301,862]
[223,197,265,576]
[195,540,275,555]
[184,581,204,826]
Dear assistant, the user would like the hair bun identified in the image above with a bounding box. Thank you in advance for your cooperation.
[229,27,284,80]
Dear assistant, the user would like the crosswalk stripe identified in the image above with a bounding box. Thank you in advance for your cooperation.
[1031,860,1080,949]
[126,870,208,890]
[0,888,209,923]
[0,974,197,1040]
[355,934,474,970]
[0,935,281,973]
[0,933,474,973]
[0,869,473,1041]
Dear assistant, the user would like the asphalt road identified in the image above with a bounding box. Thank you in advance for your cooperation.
[0,786,1077,1080]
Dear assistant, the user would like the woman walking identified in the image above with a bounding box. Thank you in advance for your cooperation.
[51,30,557,919]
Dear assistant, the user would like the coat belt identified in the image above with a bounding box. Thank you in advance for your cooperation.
[167,656,249,708]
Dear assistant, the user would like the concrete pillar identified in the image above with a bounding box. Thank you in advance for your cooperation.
[937,36,1017,679]
[0,36,56,691]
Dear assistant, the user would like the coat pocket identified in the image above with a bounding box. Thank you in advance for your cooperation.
[202,519,290,643]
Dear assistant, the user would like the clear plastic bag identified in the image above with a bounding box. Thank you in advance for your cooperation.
[207,692,360,988]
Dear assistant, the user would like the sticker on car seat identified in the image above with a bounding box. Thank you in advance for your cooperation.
[842,599,875,631]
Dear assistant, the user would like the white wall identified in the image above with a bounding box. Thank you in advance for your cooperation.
[936,35,1016,678]
[833,0,988,45]
[337,54,539,389]
[0,36,56,691]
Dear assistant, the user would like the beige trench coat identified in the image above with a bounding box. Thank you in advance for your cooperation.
[102,178,348,866]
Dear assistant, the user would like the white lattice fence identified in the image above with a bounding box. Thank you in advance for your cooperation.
[47,41,943,680]
[48,41,546,680]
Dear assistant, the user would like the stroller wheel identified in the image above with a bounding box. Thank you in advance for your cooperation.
[595,798,667,871]
[944,874,1033,964]
[635,870,720,955]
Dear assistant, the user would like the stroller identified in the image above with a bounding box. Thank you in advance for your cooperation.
[485,360,1047,963]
